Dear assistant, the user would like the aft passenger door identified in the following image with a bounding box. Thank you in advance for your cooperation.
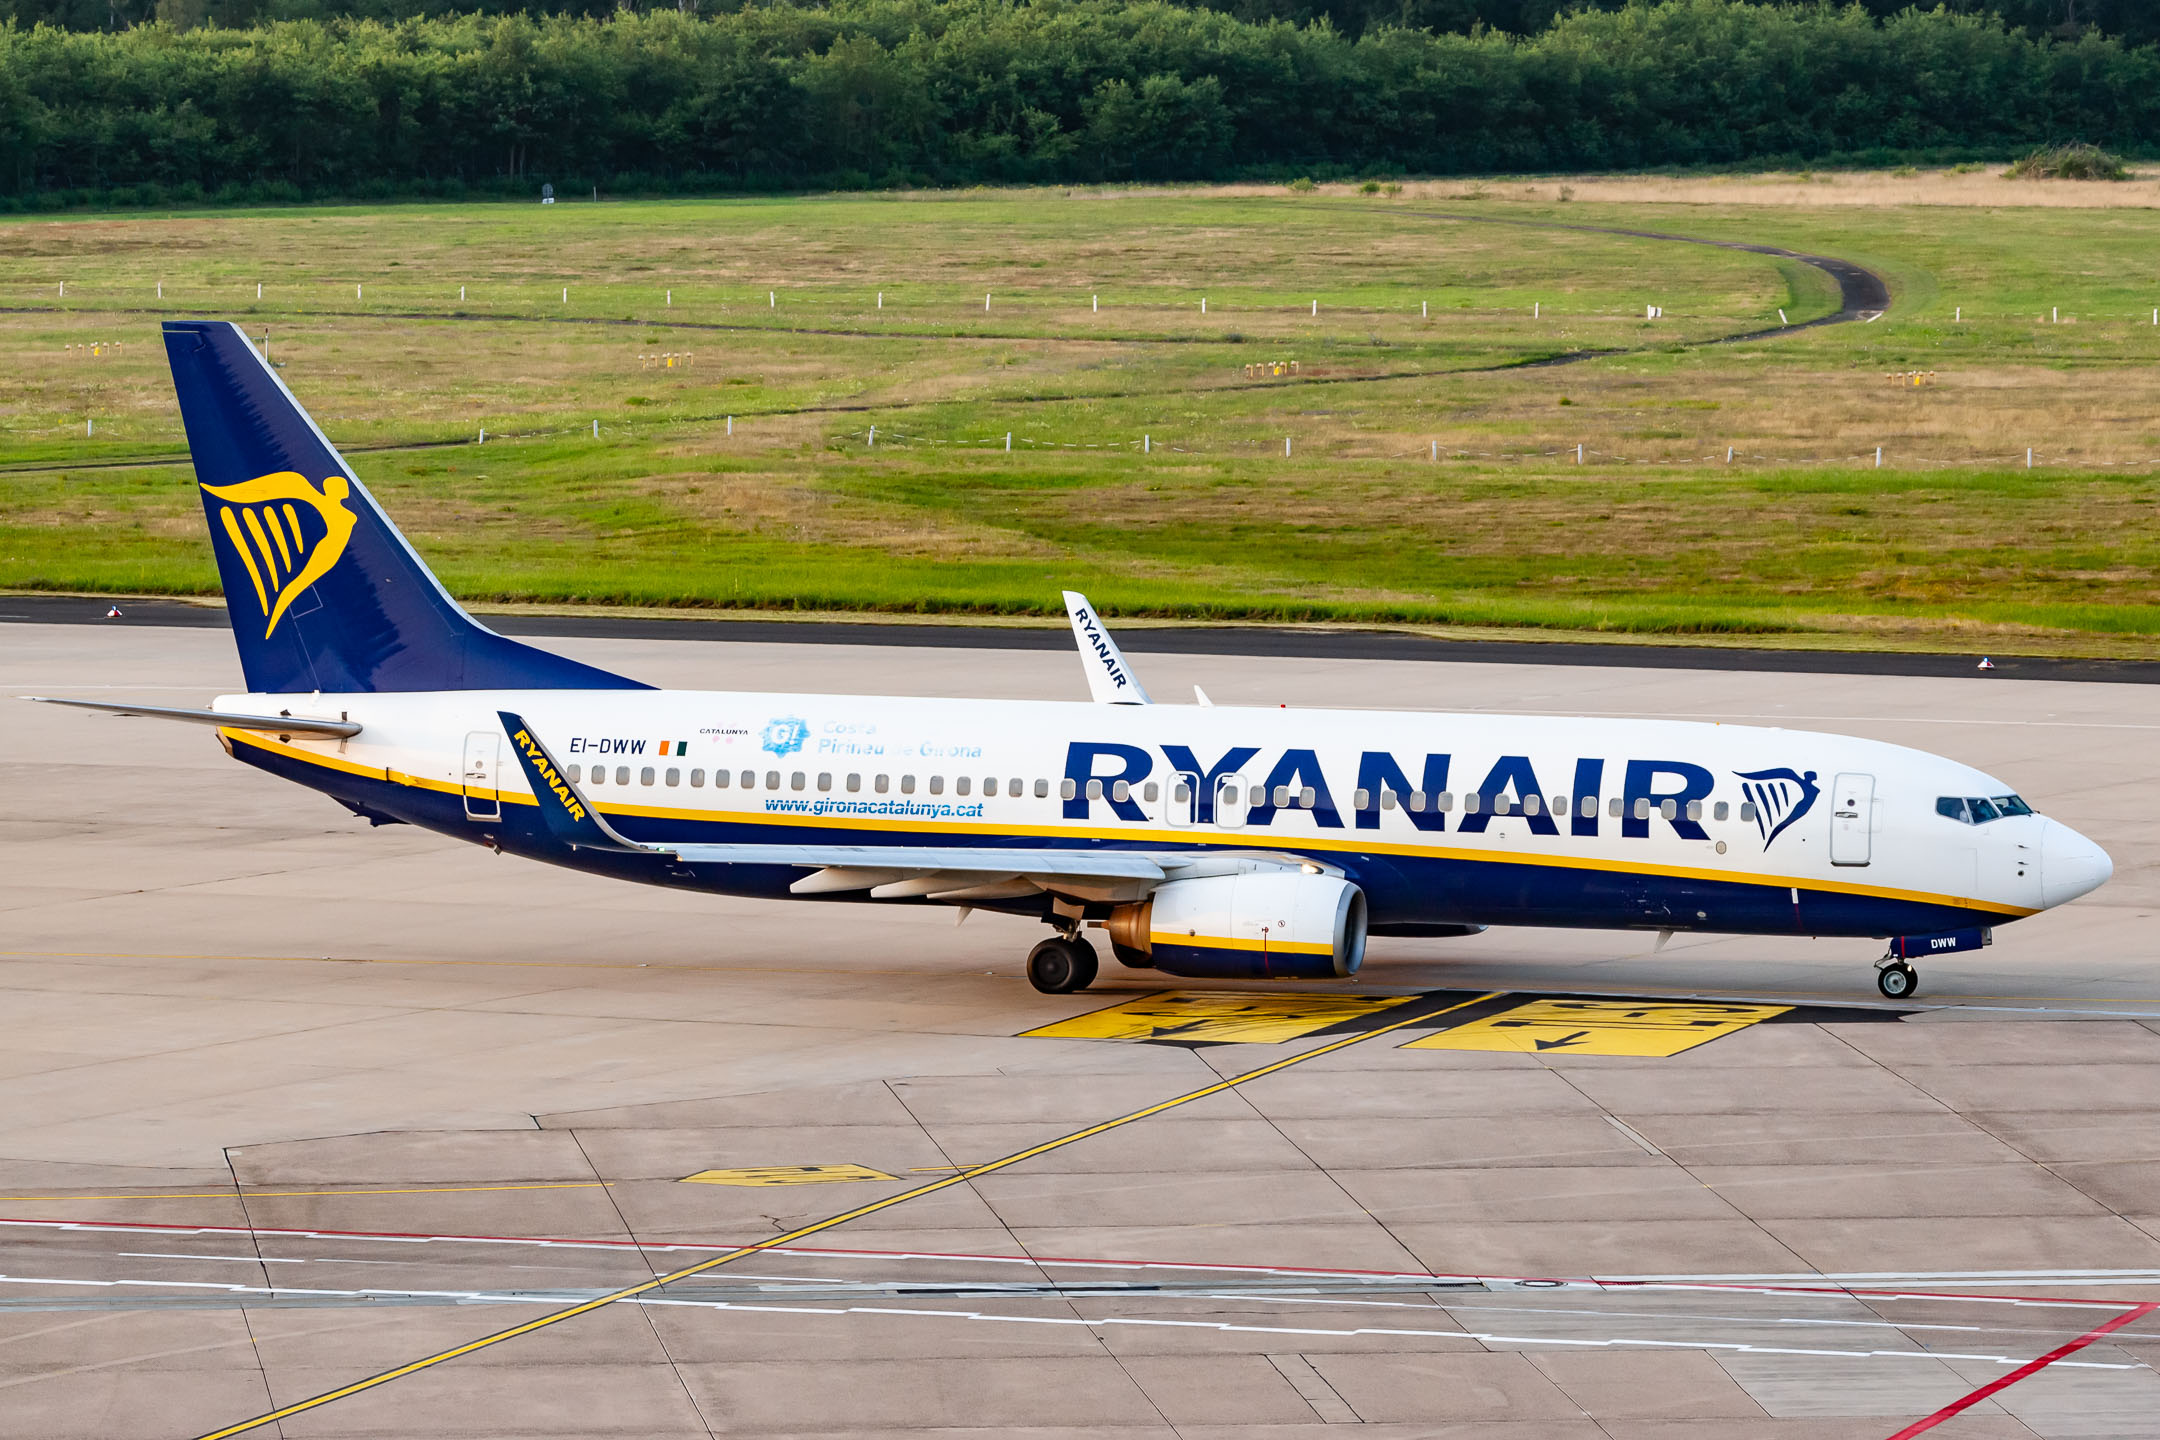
[1829,772,1873,867]
[463,730,502,821]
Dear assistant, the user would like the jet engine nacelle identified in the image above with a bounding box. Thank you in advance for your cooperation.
[1106,872,1367,980]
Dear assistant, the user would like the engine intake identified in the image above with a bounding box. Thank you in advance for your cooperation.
[1107,872,1367,980]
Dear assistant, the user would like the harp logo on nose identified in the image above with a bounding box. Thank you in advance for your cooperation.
[200,472,358,637]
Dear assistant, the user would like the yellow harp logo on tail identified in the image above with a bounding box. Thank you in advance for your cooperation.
[200,472,358,638]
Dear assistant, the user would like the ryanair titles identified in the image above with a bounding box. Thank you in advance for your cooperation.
[1061,742,1815,847]
[511,726,588,823]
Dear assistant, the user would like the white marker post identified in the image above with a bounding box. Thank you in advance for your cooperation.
[666,290,671,307]
[1727,447,1734,462]
[256,282,261,299]
[985,293,991,312]
[461,286,466,301]
[770,291,775,309]
[157,281,162,299]
[1285,437,1292,457]
[479,428,485,444]
[1005,433,1011,452]
[2053,306,2059,323]
[1876,446,1883,468]
[1092,294,1098,312]
[1779,308,1788,324]
[1955,306,1961,322]
[563,287,569,304]
[868,425,876,448]
[1200,298,1206,314]
[727,416,733,436]
[1576,443,1583,464]
[593,419,599,439]
[1533,302,1540,319]
[1431,440,1437,461]
[1143,435,1150,454]
[57,282,63,298]
[86,418,92,436]
[1422,301,1428,317]
[2027,448,2033,468]
[356,284,362,301]
[878,292,883,309]
[1311,300,1317,316]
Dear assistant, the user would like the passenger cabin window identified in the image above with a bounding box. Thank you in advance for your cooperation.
[1035,779,1050,798]
[929,776,945,795]
[568,764,582,783]
[665,768,680,787]
[1740,801,1757,822]
[875,775,889,793]
[901,775,916,794]
[955,777,971,797]
[616,767,631,786]
[1713,800,1727,821]
[640,767,656,786]
[690,769,705,787]
[846,774,861,793]
[741,771,755,789]
[1060,779,1077,800]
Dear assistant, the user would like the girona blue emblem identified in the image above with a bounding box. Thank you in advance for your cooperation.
[761,716,809,757]
[1736,767,1820,849]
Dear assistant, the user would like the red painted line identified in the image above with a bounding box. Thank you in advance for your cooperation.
[1883,1300,2159,1440]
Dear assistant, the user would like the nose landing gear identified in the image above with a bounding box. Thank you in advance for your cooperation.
[1027,933,1100,994]
[1875,954,1919,1000]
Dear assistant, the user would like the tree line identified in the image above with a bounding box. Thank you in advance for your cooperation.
[9,0,2151,48]
[2,0,2155,206]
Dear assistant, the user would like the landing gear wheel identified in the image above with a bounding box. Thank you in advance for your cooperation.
[1065,935,1099,991]
[1877,961,1918,1000]
[1027,937,1095,994]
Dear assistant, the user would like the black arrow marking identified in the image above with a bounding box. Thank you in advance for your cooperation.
[1533,1031,1591,1051]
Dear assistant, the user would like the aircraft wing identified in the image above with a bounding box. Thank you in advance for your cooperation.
[1062,590,1151,705]
[497,711,1302,903]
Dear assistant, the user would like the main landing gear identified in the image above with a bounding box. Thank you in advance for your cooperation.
[1027,933,1099,994]
[1875,955,1919,1000]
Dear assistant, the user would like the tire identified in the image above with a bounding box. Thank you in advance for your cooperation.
[1877,963,1918,1000]
[1066,935,1100,991]
[1027,938,1081,994]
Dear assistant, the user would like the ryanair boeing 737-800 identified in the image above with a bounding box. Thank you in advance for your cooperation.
[30,322,2114,999]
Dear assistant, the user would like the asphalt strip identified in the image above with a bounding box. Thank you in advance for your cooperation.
[7,595,2156,685]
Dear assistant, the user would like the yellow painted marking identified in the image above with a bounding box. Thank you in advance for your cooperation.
[0,1183,611,1203]
[219,730,2038,919]
[1404,998,1790,1057]
[681,1165,897,1187]
[189,992,1498,1440]
[1148,931,1335,956]
[1024,990,1413,1044]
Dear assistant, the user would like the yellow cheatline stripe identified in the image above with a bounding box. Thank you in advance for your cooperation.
[188,991,1498,1440]
[1150,931,1335,956]
[0,1183,610,1203]
[220,731,2034,920]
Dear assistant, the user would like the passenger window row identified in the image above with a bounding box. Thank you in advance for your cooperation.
[556,765,1756,828]
[567,765,1055,798]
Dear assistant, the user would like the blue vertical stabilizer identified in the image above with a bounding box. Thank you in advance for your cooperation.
[164,320,647,694]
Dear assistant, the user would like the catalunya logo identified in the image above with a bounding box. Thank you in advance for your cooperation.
[201,472,358,638]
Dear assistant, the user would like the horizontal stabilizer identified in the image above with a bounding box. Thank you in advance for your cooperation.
[23,696,361,737]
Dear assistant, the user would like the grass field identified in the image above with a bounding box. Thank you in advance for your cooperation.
[5,173,2160,655]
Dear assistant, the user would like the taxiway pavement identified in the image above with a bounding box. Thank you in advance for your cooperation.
[3,619,2158,1438]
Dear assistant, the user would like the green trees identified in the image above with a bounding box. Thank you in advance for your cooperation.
[1,0,2154,206]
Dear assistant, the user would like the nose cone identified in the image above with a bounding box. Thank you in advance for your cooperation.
[2040,820,2113,908]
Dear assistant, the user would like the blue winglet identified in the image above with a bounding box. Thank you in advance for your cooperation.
[498,712,648,853]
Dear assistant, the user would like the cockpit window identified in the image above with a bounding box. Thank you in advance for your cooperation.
[1938,795,2034,824]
